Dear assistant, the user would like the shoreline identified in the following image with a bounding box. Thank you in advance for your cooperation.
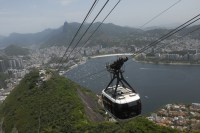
[133,59,200,66]
[91,53,200,66]
[65,53,200,74]
[64,54,200,116]
[65,53,133,73]
[65,58,87,73]
[90,53,133,58]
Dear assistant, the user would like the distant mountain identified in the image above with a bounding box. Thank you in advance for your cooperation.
[143,26,168,31]
[42,22,80,48]
[145,28,171,38]
[41,22,144,48]
[178,25,200,40]
[3,45,29,56]
[145,24,200,39]
[0,22,200,49]
[0,22,144,48]
[0,35,5,41]
[0,29,60,49]
[143,23,182,31]
[0,35,4,38]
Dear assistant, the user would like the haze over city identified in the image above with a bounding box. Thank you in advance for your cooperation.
[0,0,200,36]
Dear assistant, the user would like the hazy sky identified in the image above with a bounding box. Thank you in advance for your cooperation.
[0,0,200,36]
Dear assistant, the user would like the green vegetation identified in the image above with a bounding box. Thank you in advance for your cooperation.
[0,70,179,132]
[78,117,179,133]
[0,70,87,133]
[4,45,29,56]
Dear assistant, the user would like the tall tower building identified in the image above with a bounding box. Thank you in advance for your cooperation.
[0,60,5,72]
[9,60,13,69]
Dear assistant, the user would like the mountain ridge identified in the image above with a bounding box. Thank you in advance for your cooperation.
[3,45,29,56]
[0,22,200,49]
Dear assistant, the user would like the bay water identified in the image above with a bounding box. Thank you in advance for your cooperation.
[65,56,200,114]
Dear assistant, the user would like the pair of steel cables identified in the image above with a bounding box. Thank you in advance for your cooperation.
[75,13,200,81]
[55,0,121,72]
[54,0,200,81]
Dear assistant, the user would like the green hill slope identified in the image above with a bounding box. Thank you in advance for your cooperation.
[4,45,29,56]
[0,70,179,133]
[0,70,87,133]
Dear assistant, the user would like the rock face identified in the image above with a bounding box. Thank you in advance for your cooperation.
[63,22,69,33]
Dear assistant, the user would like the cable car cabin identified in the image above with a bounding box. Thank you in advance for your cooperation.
[102,85,141,119]
[101,57,141,119]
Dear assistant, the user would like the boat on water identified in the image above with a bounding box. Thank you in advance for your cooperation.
[101,57,141,119]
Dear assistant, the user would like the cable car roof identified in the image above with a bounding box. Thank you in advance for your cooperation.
[102,85,140,104]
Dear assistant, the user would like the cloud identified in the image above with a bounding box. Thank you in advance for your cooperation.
[57,0,74,6]
[0,10,16,16]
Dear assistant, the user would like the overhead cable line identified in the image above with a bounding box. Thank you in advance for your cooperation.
[136,17,200,55]
[71,0,121,59]
[63,0,181,77]
[56,0,99,69]
[140,0,182,29]
[154,25,200,53]
[67,0,184,78]
[135,13,200,56]
[74,55,133,81]
[57,0,110,72]
[73,13,200,80]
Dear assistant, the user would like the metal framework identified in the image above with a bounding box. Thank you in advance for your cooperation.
[105,57,136,98]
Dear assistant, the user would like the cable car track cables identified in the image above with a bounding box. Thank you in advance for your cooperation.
[135,13,200,56]
[55,0,99,69]
[71,0,121,60]
[57,0,110,72]
[140,0,182,29]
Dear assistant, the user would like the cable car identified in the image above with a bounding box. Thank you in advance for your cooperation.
[101,57,141,119]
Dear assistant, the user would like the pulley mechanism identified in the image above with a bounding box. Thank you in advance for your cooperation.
[105,57,136,98]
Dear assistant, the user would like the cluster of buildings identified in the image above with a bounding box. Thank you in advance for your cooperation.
[7,69,29,79]
[0,56,28,103]
[153,49,200,62]
[138,48,200,63]
[135,37,200,62]
[0,69,29,103]
[0,88,10,102]
[82,45,129,56]
[0,45,130,103]
[147,103,200,131]
[0,57,24,72]
[29,45,130,70]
